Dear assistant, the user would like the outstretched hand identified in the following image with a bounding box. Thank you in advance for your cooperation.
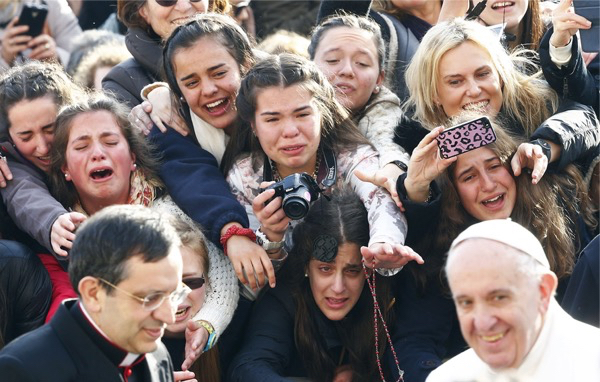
[51,212,87,257]
[511,142,548,184]
[550,0,592,48]
[181,320,208,371]
[361,242,424,270]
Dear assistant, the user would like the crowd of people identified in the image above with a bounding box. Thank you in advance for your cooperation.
[0,0,598,381]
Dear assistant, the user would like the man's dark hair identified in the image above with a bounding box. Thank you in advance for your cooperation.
[69,205,180,295]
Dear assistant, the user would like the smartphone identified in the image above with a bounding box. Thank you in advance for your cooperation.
[436,116,497,159]
[574,0,599,53]
[15,3,48,37]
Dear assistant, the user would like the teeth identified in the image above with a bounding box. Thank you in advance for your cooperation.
[483,195,502,204]
[206,99,225,108]
[38,156,50,160]
[481,332,504,342]
[492,2,513,9]
[175,307,188,317]
[463,101,489,111]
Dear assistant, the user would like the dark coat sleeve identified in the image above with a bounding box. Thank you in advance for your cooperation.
[561,235,599,327]
[102,58,150,110]
[539,29,599,116]
[0,240,51,345]
[391,270,462,382]
[396,173,442,247]
[148,126,249,246]
[530,99,600,172]
[227,290,297,382]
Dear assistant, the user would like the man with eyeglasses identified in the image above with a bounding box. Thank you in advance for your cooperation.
[0,205,188,382]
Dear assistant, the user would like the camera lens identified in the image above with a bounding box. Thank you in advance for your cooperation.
[282,196,310,220]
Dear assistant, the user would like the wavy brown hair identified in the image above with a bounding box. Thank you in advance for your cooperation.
[436,115,596,280]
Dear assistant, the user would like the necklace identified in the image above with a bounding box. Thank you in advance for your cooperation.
[271,153,321,183]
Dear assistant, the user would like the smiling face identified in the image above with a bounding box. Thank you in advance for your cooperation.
[436,42,503,118]
[62,111,136,215]
[166,245,206,335]
[7,96,58,172]
[139,0,209,39]
[313,26,384,114]
[253,84,322,178]
[473,0,529,36]
[307,243,365,321]
[174,36,242,132]
[447,239,549,369]
[452,147,516,221]
[93,250,182,354]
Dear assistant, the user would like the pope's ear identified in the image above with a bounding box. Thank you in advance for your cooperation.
[78,276,105,313]
[538,272,557,314]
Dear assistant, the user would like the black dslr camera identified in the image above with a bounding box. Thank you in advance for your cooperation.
[264,172,322,220]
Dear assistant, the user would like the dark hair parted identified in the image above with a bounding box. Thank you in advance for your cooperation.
[436,113,596,280]
[162,13,255,116]
[222,53,369,174]
[49,95,161,210]
[117,0,230,32]
[69,204,181,295]
[278,189,393,382]
[308,13,386,71]
[0,62,83,140]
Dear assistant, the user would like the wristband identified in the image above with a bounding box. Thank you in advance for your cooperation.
[390,160,408,172]
[219,225,257,256]
[196,320,216,351]
[530,139,552,162]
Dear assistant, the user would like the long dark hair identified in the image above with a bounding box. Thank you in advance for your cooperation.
[279,190,393,382]
[222,53,369,175]
[162,12,255,128]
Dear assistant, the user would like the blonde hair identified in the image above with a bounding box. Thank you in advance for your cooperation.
[404,18,557,136]
[73,41,132,89]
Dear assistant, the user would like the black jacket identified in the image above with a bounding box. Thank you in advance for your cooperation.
[103,27,163,109]
[539,29,600,117]
[0,300,174,382]
[0,241,51,347]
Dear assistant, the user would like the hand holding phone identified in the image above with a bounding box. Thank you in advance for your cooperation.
[15,3,48,37]
[435,116,497,159]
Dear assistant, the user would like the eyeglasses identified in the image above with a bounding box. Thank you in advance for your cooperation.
[182,276,205,290]
[154,0,203,8]
[98,278,192,312]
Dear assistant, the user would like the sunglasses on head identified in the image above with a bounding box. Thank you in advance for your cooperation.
[155,0,203,8]
[182,276,205,290]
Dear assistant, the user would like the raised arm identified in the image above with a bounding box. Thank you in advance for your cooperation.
[149,125,249,246]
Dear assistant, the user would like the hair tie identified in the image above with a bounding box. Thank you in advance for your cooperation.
[312,235,338,262]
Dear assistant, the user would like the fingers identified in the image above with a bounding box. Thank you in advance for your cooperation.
[169,115,189,137]
[129,105,154,135]
[261,255,277,288]
[353,169,376,185]
[174,371,196,382]
[530,145,548,184]
[0,157,12,188]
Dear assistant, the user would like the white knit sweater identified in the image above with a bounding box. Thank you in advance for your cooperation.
[153,196,238,339]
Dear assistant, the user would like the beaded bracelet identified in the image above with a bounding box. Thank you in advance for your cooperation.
[219,225,257,256]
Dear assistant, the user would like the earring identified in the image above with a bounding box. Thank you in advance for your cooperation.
[64,173,68,178]
[133,163,137,169]
[180,96,186,104]
[374,86,380,94]
[304,272,308,278]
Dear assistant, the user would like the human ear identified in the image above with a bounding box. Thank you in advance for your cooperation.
[78,276,105,313]
[376,70,384,87]
[130,152,137,172]
[138,4,150,25]
[61,164,71,181]
[538,272,558,314]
